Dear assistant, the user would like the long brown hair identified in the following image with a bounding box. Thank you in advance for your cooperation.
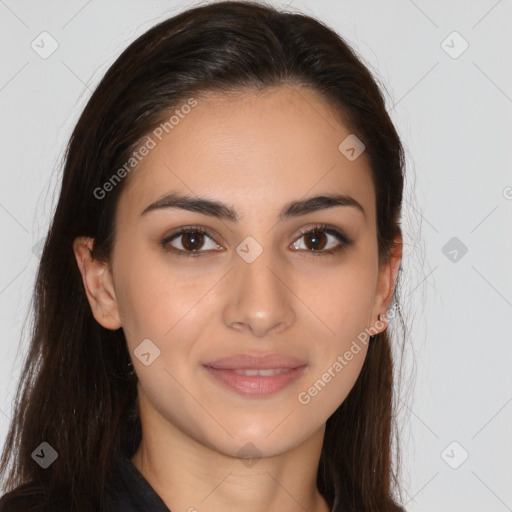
[0,1,407,510]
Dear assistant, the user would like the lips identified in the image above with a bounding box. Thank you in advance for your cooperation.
[202,353,307,396]
[203,353,307,370]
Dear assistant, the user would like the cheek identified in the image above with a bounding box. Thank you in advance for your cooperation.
[114,247,205,341]
[295,341,368,429]
[299,255,377,344]
[292,253,376,411]
[294,287,371,414]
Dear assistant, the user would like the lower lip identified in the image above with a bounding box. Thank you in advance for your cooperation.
[202,365,307,397]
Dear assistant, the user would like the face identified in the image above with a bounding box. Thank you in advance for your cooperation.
[74,85,400,459]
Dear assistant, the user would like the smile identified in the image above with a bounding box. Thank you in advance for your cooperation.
[202,365,307,396]
[232,368,293,376]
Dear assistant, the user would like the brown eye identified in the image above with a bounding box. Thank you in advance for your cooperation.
[180,231,206,251]
[291,224,352,256]
[161,226,222,256]
[303,230,328,251]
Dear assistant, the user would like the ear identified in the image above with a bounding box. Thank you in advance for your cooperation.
[72,236,122,330]
[370,234,402,333]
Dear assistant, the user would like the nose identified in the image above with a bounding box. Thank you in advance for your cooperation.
[222,245,296,338]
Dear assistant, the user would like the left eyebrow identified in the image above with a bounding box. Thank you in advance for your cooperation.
[140,192,366,222]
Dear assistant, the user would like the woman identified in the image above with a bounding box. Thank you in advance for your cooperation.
[0,1,407,510]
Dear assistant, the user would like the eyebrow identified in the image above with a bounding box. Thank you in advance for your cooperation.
[140,191,366,222]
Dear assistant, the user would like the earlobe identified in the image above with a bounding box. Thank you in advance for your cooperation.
[72,236,122,330]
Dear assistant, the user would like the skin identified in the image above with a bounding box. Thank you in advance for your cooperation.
[73,85,402,512]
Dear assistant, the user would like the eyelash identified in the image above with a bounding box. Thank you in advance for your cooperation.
[160,223,353,258]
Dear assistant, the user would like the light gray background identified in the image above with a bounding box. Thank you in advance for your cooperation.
[1,1,511,511]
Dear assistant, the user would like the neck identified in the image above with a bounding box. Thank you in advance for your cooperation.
[131,396,331,512]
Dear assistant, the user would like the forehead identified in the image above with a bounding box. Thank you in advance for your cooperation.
[116,85,375,224]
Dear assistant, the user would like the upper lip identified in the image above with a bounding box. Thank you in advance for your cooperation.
[203,353,307,370]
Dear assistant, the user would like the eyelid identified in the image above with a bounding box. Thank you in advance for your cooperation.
[160,225,222,256]
[160,223,353,257]
[295,223,352,244]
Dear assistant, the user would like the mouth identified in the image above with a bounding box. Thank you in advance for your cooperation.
[231,368,295,376]
[202,353,308,397]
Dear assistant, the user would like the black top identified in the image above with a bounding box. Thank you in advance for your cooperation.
[0,455,171,512]
[108,455,171,511]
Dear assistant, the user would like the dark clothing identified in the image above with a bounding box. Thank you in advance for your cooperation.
[108,455,171,511]
[0,455,171,512]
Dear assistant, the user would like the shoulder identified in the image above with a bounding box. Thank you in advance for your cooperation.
[0,494,46,512]
[0,483,60,512]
